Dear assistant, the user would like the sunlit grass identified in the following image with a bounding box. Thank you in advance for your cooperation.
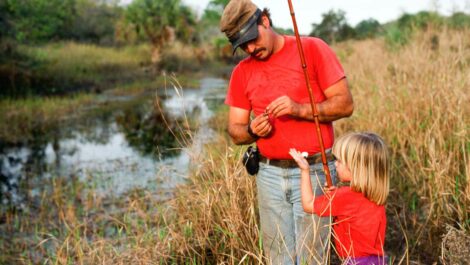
[334,27,469,261]
[19,42,152,82]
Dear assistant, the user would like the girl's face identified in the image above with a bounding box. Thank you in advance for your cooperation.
[335,158,352,182]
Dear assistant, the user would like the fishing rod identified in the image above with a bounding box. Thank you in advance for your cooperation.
[287,0,333,187]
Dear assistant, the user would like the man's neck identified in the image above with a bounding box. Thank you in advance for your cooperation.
[272,32,285,54]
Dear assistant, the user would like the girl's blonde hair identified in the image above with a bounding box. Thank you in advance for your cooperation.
[333,132,390,205]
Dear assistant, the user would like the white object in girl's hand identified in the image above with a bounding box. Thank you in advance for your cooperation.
[301,152,308,158]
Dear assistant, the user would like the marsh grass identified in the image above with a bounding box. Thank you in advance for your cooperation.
[1,28,469,264]
[20,42,151,83]
[0,94,94,143]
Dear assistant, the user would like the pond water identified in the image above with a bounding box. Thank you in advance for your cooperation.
[0,77,227,207]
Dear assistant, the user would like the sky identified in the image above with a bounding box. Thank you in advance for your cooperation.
[118,0,469,34]
[185,0,469,34]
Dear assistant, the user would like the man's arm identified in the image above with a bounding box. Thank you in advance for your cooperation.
[228,106,272,145]
[266,78,354,122]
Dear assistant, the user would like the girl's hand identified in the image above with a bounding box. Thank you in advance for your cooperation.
[289,148,310,171]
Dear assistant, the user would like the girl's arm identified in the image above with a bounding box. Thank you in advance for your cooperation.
[289,149,315,213]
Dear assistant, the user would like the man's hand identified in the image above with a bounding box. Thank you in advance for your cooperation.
[228,107,272,145]
[265,78,354,122]
[250,112,272,137]
[266,96,302,119]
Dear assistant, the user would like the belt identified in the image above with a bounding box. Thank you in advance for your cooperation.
[260,149,334,168]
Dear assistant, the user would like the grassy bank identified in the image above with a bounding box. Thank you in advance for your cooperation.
[20,42,151,83]
[1,28,469,264]
[1,40,217,98]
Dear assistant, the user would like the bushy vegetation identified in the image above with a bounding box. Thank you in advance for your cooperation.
[310,9,470,45]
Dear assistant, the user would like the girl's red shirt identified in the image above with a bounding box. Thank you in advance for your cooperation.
[314,187,387,258]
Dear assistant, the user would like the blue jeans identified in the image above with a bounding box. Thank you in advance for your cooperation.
[256,160,336,265]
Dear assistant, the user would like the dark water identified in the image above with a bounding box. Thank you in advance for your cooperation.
[0,77,227,207]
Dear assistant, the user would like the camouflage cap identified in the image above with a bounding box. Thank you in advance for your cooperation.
[220,0,261,54]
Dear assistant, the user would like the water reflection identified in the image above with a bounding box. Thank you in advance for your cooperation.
[0,77,227,207]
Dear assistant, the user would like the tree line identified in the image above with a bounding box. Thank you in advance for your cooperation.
[1,0,469,98]
[1,0,469,54]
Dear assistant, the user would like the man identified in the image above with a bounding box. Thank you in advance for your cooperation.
[220,0,354,264]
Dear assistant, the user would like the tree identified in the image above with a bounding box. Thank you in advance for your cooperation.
[68,0,122,45]
[0,0,16,63]
[201,0,229,25]
[397,11,444,31]
[125,0,197,63]
[7,0,76,43]
[448,12,470,29]
[0,0,11,39]
[309,9,355,43]
[355,18,382,39]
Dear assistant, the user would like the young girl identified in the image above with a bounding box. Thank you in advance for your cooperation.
[289,132,390,265]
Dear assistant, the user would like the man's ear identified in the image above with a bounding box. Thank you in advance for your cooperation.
[261,15,270,28]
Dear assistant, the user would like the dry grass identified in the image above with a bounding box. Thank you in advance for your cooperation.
[334,27,469,262]
[146,27,469,263]
[161,27,470,263]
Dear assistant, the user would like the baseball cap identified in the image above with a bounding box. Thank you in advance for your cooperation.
[220,0,262,54]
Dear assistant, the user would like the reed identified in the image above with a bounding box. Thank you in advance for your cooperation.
[334,27,469,262]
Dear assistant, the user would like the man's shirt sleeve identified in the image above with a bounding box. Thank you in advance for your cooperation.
[224,63,251,110]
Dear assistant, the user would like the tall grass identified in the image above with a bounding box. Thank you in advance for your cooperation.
[1,28,468,264]
[161,27,469,263]
[334,27,469,261]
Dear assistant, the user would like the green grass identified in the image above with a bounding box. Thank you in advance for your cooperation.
[0,94,94,143]
[20,42,151,82]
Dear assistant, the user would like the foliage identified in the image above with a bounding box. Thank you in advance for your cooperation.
[309,9,355,43]
[0,0,12,39]
[354,18,382,39]
[384,11,445,49]
[384,24,412,49]
[274,26,294,35]
[201,0,229,25]
[68,0,122,45]
[447,12,470,29]
[396,11,445,30]
[0,0,18,64]
[7,0,76,43]
[125,0,197,50]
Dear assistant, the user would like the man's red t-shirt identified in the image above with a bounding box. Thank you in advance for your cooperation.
[314,187,387,258]
[225,35,345,159]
